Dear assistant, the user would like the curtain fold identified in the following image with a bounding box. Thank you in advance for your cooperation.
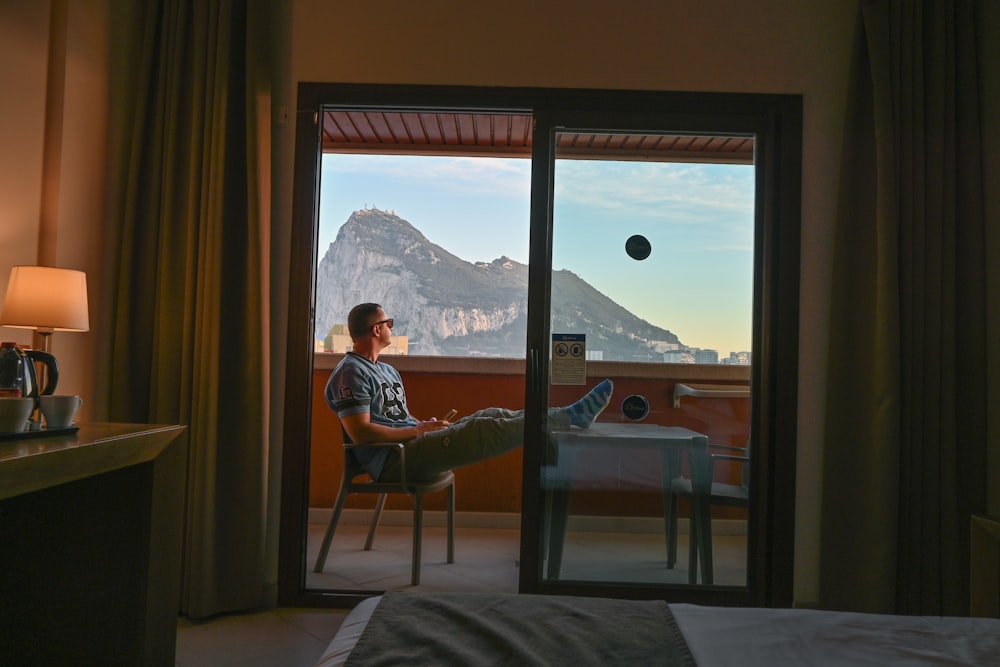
[821,0,986,616]
[105,0,270,619]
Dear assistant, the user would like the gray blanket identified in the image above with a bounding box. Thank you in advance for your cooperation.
[344,592,697,666]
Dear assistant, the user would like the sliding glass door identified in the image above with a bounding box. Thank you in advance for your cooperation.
[520,103,799,605]
[280,84,800,609]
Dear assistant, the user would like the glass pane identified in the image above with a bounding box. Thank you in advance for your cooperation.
[308,150,532,594]
[541,131,753,588]
[315,153,530,358]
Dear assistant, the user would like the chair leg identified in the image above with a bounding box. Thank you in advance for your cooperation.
[542,490,551,563]
[364,493,387,551]
[314,489,350,573]
[686,495,715,585]
[446,483,455,564]
[660,449,680,569]
[697,495,714,585]
[688,499,700,585]
[411,492,424,586]
[666,491,678,569]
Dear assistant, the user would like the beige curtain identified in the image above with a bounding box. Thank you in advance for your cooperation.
[102,0,270,618]
[821,0,987,615]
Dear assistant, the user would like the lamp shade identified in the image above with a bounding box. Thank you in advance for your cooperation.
[0,266,90,333]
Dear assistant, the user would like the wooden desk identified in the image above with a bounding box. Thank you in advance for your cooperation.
[544,422,712,584]
[0,423,187,666]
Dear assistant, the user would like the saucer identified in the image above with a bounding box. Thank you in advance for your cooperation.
[0,425,80,442]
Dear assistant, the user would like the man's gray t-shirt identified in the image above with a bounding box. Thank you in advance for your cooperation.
[325,352,418,480]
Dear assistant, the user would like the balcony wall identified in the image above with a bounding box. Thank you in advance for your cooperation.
[310,355,750,518]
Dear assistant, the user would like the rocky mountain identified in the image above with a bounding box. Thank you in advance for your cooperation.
[315,208,681,359]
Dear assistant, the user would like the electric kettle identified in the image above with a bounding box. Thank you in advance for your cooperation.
[0,343,59,404]
[23,348,59,402]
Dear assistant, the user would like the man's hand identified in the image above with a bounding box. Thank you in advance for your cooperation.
[414,419,450,435]
[341,412,451,444]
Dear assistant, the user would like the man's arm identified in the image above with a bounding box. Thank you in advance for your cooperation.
[340,411,448,444]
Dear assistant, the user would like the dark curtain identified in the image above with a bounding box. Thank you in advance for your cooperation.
[102,0,270,618]
[821,0,987,615]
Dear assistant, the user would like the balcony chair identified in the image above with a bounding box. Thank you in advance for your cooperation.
[313,434,455,586]
[667,441,749,585]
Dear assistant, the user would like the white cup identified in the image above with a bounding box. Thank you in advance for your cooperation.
[0,397,34,433]
[40,394,83,430]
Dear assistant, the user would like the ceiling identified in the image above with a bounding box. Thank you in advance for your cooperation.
[321,110,754,164]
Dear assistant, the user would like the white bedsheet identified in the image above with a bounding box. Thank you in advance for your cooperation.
[670,603,1000,666]
[316,595,1000,666]
[318,596,381,667]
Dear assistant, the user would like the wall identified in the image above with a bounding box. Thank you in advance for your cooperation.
[0,0,108,413]
[282,0,860,607]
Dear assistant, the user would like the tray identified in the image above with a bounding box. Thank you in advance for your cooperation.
[0,425,80,442]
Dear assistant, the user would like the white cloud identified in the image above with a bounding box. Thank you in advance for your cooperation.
[555,161,754,219]
[325,154,530,198]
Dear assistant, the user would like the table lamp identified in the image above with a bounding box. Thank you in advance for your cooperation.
[0,265,90,352]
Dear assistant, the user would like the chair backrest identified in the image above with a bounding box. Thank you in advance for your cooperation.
[340,426,359,458]
[340,426,379,482]
[741,437,751,489]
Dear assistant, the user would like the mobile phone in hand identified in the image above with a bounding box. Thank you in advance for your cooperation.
[443,409,458,421]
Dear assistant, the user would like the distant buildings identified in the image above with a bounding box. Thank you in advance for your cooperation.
[321,324,409,355]
[663,346,751,365]
[663,349,688,363]
[694,348,719,365]
[723,350,752,365]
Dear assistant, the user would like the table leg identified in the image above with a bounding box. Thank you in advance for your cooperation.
[543,446,577,580]
[546,488,570,579]
[691,435,714,584]
[660,449,680,568]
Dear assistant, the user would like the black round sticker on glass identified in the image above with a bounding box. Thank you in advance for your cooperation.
[621,394,650,421]
[625,235,651,260]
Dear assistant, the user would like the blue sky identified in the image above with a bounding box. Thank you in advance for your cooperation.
[320,154,754,356]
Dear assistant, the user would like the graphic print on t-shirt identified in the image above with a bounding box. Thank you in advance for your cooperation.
[379,380,408,422]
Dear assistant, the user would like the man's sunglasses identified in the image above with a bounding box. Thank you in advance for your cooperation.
[372,318,394,329]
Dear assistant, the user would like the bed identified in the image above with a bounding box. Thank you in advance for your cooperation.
[315,592,1000,666]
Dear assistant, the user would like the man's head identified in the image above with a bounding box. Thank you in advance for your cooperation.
[348,303,394,345]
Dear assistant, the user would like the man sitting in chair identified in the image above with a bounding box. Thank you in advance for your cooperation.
[326,302,614,483]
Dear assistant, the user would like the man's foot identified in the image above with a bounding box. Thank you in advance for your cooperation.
[565,379,614,428]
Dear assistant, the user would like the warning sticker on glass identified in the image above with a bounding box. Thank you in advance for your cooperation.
[551,333,587,385]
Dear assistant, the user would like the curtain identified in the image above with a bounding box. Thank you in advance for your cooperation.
[103,0,270,618]
[821,0,987,615]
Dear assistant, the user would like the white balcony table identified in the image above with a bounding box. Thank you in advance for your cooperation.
[543,422,713,584]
